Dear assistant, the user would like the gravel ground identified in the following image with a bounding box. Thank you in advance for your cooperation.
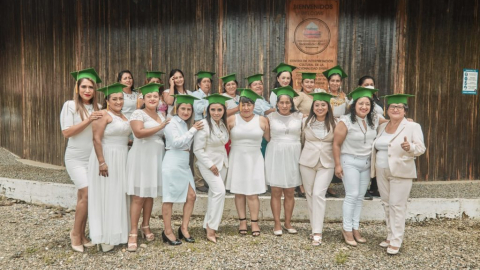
[1,147,479,199]
[0,197,479,270]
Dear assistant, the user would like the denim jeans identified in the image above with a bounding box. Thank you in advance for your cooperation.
[341,154,371,231]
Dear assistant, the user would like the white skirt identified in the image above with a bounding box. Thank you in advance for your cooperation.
[226,146,266,195]
[65,146,91,189]
[88,144,130,245]
[126,137,165,197]
[265,140,302,188]
[162,150,195,203]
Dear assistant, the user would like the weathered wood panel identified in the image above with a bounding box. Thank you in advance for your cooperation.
[404,0,480,180]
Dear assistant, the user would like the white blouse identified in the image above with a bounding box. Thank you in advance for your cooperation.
[223,93,240,110]
[60,100,97,149]
[164,115,197,151]
[122,91,139,120]
[193,118,229,169]
[374,131,395,168]
[339,114,379,156]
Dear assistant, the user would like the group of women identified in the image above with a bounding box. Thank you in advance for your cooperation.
[60,64,425,256]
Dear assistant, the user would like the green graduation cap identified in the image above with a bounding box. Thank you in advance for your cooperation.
[204,93,232,106]
[239,88,263,103]
[348,87,379,101]
[220,73,237,84]
[172,94,200,105]
[272,63,297,74]
[195,71,216,79]
[71,68,102,83]
[272,86,299,98]
[322,65,348,79]
[300,72,317,80]
[381,94,415,105]
[97,82,127,96]
[138,83,163,96]
[146,71,165,79]
[245,74,263,85]
[309,92,333,103]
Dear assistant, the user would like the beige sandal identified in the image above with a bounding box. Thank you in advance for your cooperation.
[141,226,155,242]
[127,234,138,252]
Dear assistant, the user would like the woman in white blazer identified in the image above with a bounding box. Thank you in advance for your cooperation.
[371,94,426,255]
[194,94,231,243]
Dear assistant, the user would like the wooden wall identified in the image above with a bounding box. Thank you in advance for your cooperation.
[0,0,478,180]
[404,0,480,180]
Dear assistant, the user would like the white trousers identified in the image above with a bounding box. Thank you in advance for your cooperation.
[341,154,371,231]
[300,163,334,234]
[376,167,412,248]
[198,163,227,230]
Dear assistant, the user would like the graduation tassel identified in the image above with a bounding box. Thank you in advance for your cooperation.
[383,97,386,117]
[136,93,142,109]
[75,81,79,94]
[173,101,177,115]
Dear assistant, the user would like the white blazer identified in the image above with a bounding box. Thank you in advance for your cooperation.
[371,118,426,179]
[193,118,229,169]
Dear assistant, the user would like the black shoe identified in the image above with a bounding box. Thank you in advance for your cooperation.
[326,189,339,198]
[369,190,381,198]
[162,231,182,246]
[364,192,373,200]
[251,220,261,237]
[178,227,195,243]
[196,186,209,193]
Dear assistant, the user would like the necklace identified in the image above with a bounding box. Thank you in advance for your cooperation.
[356,118,367,144]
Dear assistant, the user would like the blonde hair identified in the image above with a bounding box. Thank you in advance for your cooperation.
[73,78,100,120]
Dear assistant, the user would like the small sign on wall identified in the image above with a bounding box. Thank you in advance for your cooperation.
[462,69,478,95]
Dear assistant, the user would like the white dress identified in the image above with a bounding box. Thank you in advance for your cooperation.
[226,114,266,195]
[122,91,139,120]
[60,100,97,189]
[265,112,303,188]
[223,93,240,111]
[88,111,132,245]
[125,110,166,197]
[162,115,198,203]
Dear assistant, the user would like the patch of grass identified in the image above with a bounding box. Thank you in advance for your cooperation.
[43,255,54,265]
[25,247,38,254]
[334,251,348,265]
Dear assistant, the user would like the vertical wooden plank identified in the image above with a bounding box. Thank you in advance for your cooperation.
[393,0,407,94]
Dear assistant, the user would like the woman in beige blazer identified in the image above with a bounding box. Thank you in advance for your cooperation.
[371,94,426,255]
[299,92,336,246]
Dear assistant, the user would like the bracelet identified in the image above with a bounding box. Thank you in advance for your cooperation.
[99,162,106,167]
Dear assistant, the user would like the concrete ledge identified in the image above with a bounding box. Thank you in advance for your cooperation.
[1,177,479,222]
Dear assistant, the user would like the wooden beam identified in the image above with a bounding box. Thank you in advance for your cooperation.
[393,0,407,94]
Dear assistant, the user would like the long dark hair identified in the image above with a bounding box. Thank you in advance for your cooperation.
[358,75,381,105]
[205,103,228,135]
[304,100,336,133]
[168,69,186,94]
[273,71,293,88]
[117,70,135,91]
[275,94,298,113]
[349,97,376,129]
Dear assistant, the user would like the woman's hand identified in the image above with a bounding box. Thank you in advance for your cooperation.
[401,136,410,152]
[210,165,219,176]
[99,163,109,177]
[169,76,175,89]
[88,111,103,122]
[193,121,204,130]
[160,119,171,129]
[335,165,344,179]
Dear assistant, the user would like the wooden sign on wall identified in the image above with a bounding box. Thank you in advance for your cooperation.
[286,0,339,90]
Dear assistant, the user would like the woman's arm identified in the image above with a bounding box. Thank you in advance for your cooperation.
[333,121,347,179]
[193,123,215,169]
[226,106,239,117]
[167,121,203,149]
[92,110,111,177]
[60,102,103,138]
[261,116,271,142]
[130,111,170,139]
[408,123,426,156]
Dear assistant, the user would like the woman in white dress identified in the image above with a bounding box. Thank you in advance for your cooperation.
[269,63,296,107]
[194,94,231,243]
[125,83,170,252]
[163,69,193,116]
[88,82,131,252]
[299,92,336,246]
[162,95,203,246]
[61,68,102,253]
[138,71,168,117]
[333,87,388,247]
[226,89,270,237]
[118,70,139,120]
[265,86,302,236]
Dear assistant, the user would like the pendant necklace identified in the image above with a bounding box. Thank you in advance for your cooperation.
[357,119,367,144]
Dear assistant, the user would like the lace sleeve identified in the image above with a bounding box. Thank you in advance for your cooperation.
[338,115,351,130]
[129,110,145,122]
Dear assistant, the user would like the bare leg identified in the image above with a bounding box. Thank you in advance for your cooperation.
[181,185,196,238]
[162,203,176,240]
[71,188,88,246]
[246,195,260,235]
[270,187,283,231]
[283,188,295,229]
[141,198,154,235]
[234,194,247,233]
[129,195,145,243]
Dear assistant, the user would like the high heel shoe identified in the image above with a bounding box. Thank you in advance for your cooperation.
[352,230,367,243]
[238,218,248,236]
[178,227,195,243]
[379,240,390,248]
[251,220,260,237]
[70,231,84,253]
[96,243,114,253]
[140,225,155,242]
[82,240,95,248]
[162,231,182,246]
[387,246,400,255]
[341,229,357,247]
[282,226,298,234]
[312,235,322,246]
[127,234,138,252]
